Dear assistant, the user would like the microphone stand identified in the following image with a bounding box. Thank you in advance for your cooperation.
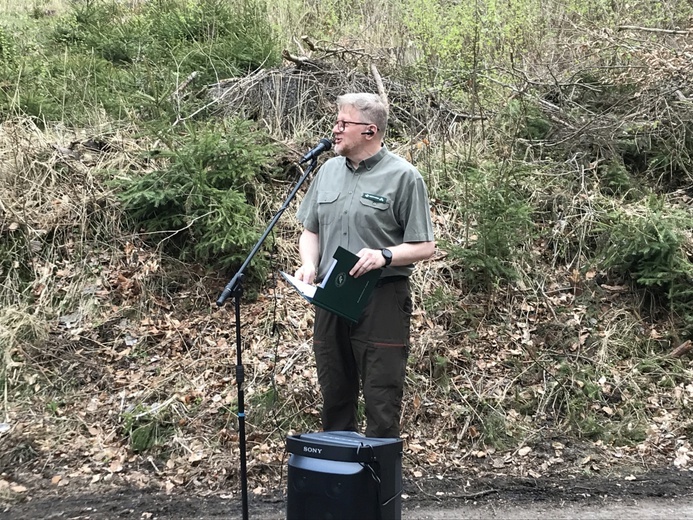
[216,157,320,520]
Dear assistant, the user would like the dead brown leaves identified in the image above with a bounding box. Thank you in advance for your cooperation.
[2,202,691,503]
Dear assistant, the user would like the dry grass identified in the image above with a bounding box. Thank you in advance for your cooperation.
[0,118,149,409]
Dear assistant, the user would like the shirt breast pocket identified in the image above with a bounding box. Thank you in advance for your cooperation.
[357,197,391,230]
[317,191,340,225]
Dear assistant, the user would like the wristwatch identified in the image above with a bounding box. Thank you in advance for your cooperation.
[381,248,393,267]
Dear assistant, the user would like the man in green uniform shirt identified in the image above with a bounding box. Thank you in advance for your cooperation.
[295,92,435,438]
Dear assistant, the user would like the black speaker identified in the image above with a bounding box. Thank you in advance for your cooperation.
[286,431,403,520]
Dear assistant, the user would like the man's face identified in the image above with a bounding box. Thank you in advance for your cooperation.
[332,107,371,158]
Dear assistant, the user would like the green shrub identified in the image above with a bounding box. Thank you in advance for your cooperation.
[141,0,279,79]
[145,0,236,43]
[597,197,693,331]
[0,25,17,67]
[51,0,280,73]
[0,0,279,125]
[599,157,639,198]
[497,99,552,143]
[121,402,177,453]
[439,161,534,290]
[617,120,693,191]
[402,0,542,80]
[113,120,280,276]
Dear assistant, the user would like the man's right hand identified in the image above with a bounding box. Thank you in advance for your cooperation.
[296,229,320,285]
[294,263,317,285]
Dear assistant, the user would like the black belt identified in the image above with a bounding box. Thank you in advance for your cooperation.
[375,275,408,287]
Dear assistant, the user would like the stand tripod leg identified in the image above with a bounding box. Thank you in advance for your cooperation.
[234,288,249,520]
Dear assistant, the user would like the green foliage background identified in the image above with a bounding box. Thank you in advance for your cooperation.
[1,0,692,456]
[0,0,690,334]
[0,0,279,125]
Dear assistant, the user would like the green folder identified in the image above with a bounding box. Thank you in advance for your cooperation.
[281,246,381,323]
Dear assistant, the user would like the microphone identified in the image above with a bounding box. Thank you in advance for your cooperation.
[299,138,332,164]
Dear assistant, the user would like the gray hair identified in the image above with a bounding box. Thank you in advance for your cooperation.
[336,93,388,135]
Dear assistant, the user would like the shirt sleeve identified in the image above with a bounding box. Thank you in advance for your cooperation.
[400,172,435,243]
[296,171,320,234]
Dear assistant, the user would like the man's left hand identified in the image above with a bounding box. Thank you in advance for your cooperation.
[350,248,386,278]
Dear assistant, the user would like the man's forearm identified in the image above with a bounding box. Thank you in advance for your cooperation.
[388,241,435,266]
[299,229,320,266]
[295,229,320,283]
[349,240,435,278]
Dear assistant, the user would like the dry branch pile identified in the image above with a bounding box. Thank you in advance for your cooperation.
[209,65,476,148]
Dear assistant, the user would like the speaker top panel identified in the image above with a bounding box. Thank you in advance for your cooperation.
[286,431,403,463]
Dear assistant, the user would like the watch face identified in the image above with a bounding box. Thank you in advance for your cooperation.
[382,248,392,265]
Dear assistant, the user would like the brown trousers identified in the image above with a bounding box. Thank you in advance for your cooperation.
[313,278,412,438]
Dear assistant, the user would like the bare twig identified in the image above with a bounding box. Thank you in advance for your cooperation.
[617,25,691,35]
[281,50,325,69]
[370,64,389,110]
[301,35,376,61]
[484,76,577,130]
[670,340,693,359]
[169,71,199,102]
[446,488,498,499]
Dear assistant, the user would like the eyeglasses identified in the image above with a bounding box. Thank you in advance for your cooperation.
[335,120,375,132]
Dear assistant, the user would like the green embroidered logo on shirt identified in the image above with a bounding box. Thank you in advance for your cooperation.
[362,193,388,204]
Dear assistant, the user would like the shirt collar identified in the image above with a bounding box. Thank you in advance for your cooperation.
[346,146,388,172]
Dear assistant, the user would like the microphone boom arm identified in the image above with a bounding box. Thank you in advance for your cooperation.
[216,157,320,306]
